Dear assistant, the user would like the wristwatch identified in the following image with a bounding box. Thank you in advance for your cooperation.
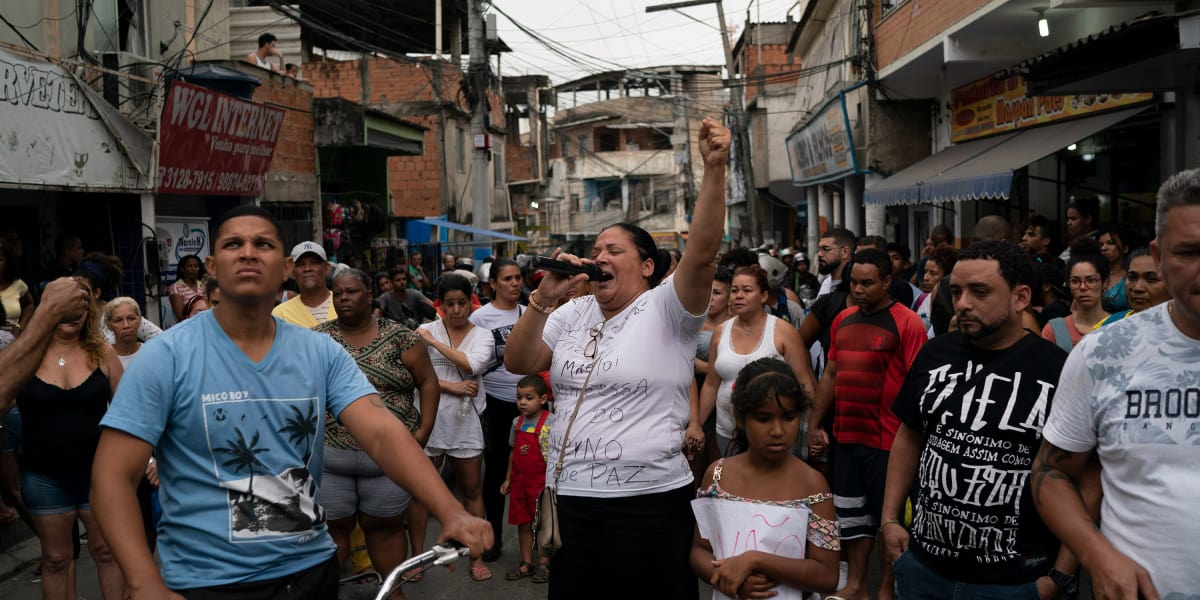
[1047,568,1079,599]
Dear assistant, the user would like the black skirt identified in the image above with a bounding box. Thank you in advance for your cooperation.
[550,484,698,600]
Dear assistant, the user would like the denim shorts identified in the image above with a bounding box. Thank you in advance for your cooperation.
[893,551,1040,600]
[1,406,21,452]
[21,469,92,516]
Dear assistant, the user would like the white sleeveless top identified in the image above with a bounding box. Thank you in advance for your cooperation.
[712,315,783,439]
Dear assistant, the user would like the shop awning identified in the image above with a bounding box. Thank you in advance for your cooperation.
[314,98,426,155]
[415,218,527,241]
[1023,11,1200,95]
[863,106,1148,206]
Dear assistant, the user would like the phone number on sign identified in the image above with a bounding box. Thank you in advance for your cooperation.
[158,166,263,193]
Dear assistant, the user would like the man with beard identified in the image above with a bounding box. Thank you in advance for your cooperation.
[815,227,856,299]
[881,240,1077,600]
[807,248,927,600]
[1032,170,1200,600]
[272,241,336,327]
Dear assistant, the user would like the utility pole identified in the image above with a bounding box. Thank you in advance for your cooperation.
[648,0,760,246]
[469,0,490,259]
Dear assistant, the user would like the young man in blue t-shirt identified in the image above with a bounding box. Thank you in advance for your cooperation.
[91,206,491,598]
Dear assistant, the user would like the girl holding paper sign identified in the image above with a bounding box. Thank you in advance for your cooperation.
[691,358,840,600]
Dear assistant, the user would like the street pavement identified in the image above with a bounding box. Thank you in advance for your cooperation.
[0,517,722,600]
[0,519,552,600]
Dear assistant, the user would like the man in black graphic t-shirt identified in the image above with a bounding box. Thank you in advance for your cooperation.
[881,241,1080,600]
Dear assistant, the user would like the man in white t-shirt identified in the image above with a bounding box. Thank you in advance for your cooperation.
[272,241,337,327]
[1034,168,1200,600]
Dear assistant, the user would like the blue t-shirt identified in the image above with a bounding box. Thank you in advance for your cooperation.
[101,311,376,590]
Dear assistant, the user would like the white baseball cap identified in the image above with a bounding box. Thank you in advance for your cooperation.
[290,241,327,262]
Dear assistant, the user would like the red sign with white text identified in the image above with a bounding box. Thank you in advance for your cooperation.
[157,81,285,195]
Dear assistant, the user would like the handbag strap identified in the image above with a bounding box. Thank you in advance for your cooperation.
[551,340,604,487]
[442,320,485,417]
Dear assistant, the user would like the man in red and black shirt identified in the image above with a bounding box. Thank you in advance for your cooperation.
[807,247,927,600]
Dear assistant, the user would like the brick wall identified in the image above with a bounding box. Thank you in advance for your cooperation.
[306,57,457,105]
[874,0,992,72]
[225,61,317,203]
[253,76,315,176]
[742,42,797,99]
[306,57,506,218]
[388,113,444,217]
[507,140,534,182]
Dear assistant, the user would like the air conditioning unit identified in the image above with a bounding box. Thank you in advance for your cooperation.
[99,51,158,128]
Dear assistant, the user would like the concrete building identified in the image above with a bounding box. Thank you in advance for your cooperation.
[777,0,932,253]
[503,75,555,253]
[545,65,725,253]
[734,20,804,248]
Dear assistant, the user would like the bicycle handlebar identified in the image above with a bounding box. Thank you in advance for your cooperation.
[373,542,468,600]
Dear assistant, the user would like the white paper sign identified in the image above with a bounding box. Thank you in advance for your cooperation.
[692,497,811,600]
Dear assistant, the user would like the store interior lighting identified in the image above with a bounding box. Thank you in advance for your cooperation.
[1036,9,1049,37]
[1067,143,1077,151]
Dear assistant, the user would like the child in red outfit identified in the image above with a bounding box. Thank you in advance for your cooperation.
[500,375,551,583]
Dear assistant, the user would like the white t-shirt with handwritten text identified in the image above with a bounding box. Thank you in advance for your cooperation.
[1044,303,1200,598]
[542,275,706,498]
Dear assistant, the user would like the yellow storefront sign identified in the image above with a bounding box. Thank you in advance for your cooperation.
[950,74,1152,143]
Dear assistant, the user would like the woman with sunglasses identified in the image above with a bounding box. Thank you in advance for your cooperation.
[504,118,731,600]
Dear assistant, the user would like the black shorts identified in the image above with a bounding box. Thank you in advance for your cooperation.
[178,555,339,600]
[832,442,889,540]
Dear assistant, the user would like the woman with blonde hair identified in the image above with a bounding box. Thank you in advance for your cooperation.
[5,277,125,599]
[104,297,142,368]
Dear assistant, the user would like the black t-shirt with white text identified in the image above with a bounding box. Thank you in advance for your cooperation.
[891,332,1067,583]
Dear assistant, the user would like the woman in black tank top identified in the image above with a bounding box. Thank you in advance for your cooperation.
[9,277,126,600]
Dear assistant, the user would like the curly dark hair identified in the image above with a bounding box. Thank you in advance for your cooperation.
[926,246,959,276]
[1067,237,1109,282]
[955,240,1037,291]
[729,357,810,454]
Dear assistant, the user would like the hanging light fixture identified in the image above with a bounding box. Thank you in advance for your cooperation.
[1036,8,1050,38]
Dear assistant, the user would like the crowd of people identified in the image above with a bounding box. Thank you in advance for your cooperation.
[0,120,1197,600]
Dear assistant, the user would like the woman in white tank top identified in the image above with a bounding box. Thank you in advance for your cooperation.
[698,265,817,455]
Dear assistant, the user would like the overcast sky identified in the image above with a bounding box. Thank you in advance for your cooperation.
[495,0,802,86]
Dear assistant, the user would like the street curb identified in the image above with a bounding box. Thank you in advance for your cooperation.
[0,536,40,581]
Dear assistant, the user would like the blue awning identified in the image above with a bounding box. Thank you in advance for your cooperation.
[863,106,1148,206]
[415,218,527,241]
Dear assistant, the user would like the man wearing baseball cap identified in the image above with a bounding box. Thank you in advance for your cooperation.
[272,241,337,327]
